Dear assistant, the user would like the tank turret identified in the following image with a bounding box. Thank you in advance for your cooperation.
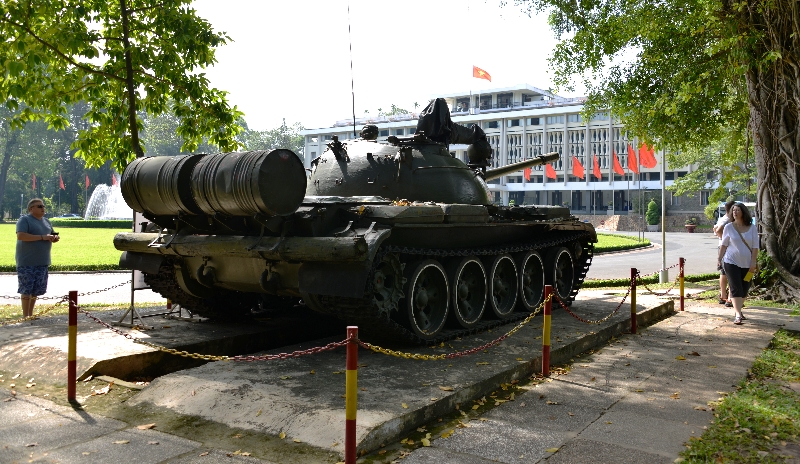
[114,99,597,344]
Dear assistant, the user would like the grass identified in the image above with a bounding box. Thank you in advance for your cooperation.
[1,224,649,272]
[594,232,650,253]
[0,224,128,272]
[680,329,800,463]
[0,301,162,324]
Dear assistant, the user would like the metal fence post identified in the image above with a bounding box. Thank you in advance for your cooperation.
[345,326,358,464]
[679,257,685,311]
[68,290,77,402]
[542,285,552,376]
[630,268,637,334]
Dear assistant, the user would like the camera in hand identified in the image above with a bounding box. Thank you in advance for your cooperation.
[51,231,59,236]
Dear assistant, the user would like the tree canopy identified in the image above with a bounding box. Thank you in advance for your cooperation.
[0,0,243,171]
[517,0,799,299]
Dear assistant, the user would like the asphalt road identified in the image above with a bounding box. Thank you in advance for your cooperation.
[0,231,719,306]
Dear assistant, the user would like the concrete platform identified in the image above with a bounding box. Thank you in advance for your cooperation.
[0,289,674,457]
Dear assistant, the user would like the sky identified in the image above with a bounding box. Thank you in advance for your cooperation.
[192,0,579,131]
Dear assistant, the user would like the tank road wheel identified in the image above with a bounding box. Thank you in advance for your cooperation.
[486,254,518,319]
[446,256,487,328]
[406,260,449,340]
[372,253,406,317]
[545,247,575,304]
[517,250,545,311]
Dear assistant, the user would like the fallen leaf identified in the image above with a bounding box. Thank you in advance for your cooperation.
[24,443,38,447]
[256,409,262,416]
[191,390,196,396]
[546,400,559,405]
[137,423,156,430]
[439,386,454,391]
[476,362,489,366]
[280,376,291,380]
[516,357,524,361]
[689,351,700,356]
[568,412,575,416]
[11,374,20,379]
[113,440,129,444]
[293,439,301,443]
[472,405,480,410]
[148,441,159,445]
[199,451,209,456]
[310,370,315,375]
[402,403,408,409]
[694,406,707,411]
[82,452,91,456]
[546,447,559,452]
[441,429,454,439]
[421,438,431,447]
[92,383,113,396]
[279,432,286,439]
[676,355,686,360]
[242,452,251,456]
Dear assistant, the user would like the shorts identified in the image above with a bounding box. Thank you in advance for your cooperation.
[722,262,751,298]
[17,265,49,296]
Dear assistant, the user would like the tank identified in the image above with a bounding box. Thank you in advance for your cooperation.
[114,99,597,344]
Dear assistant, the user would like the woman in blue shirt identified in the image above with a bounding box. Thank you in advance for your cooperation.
[16,198,60,318]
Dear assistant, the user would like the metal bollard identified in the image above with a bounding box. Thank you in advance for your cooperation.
[542,285,552,377]
[345,326,358,464]
[68,291,77,402]
[679,258,685,311]
[630,268,637,334]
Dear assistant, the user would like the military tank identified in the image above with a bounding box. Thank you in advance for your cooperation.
[114,99,596,344]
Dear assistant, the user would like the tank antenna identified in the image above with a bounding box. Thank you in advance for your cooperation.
[348,4,357,139]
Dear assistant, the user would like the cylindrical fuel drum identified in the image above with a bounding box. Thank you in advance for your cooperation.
[191,149,307,217]
[121,154,205,216]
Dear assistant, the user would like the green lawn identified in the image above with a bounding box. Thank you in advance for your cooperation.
[0,224,128,271]
[0,225,649,272]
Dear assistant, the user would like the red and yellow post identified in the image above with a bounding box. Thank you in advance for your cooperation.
[68,290,77,402]
[542,285,552,376]
[630,268,637,334]
[679,257,685,311]
[345,326,358,464]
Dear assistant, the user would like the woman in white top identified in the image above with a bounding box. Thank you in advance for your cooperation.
[713,200,735,305]
[717,203,758,325]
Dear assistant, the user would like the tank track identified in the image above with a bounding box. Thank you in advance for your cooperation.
[305,231,594,346]
[143,260,258,321]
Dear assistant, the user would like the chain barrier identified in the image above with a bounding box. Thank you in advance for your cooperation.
[555,277,633,324]
[357,293,553,360]
[638,273,680,296]
[637,261,681,279]
[1,279,132,301]
[75,299,352,362]
[0,296,69,327]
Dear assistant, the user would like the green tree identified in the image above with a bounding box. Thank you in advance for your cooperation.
[239,119,305,156]
[518,0,800,300]
[645,200,659,225]
[0,0,243,171]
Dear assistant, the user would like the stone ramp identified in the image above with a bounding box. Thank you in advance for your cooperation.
[122,290,674,456]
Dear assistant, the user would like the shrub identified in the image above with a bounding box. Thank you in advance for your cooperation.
[645,200,659,225]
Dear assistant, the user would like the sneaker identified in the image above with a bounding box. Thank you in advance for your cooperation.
[718,298,727,305]
[725,300,733,307]
[733,316,743,325]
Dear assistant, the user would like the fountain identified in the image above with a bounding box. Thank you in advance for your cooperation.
[84,176,132,220]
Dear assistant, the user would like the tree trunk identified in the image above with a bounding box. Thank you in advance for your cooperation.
[120,0,144,158]
[744,0,800,301]
[0,123,19,220]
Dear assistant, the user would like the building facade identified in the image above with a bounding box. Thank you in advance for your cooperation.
[301,84,711,216]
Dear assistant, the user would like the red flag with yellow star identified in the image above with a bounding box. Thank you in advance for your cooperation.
[472,66,491,82]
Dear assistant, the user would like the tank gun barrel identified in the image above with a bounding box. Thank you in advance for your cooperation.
[484,152,560,181]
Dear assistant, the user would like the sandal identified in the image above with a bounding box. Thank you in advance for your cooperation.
[725,300,733,307]
[733,316,743,325]
[718,298,727,305]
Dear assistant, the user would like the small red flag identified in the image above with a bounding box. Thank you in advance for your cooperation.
[627,144,639,174]
[85,175,90,189]
[472,65,491,82]
[592,154,602,180]
[571,156,585,179]
[545,164,557,179]
[111,174,118,186]
[523,167,531,181]
[639,143,658,168]
[59,174,65,190]
[612,150,625,176]
[32,173,36,190]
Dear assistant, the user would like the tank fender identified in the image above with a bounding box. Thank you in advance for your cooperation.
[195,262,217,288]
[298,227,391,298]
[174,263,216,298]
[119,251,165,274]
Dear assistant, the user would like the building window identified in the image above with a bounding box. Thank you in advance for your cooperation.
[480,95,492,110]
[308,136,318,143]
[592,112,610,121]
[671,192,681,206]
[507,119,520,127]
[528,118,541,125]
[323,135,332,141]
[649,172,660,181]
[393,128,404,135]
[379,130,389,137]
[701,191,710,206]
[677,171,687,177]
[408,128,416,134]
[484,121,499,129]
[546,115,565,124]
[665,172,675,180]
[567,114,583,123]
[497,93,513,108]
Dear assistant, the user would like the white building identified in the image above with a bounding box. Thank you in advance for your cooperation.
[302,84,708,215]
